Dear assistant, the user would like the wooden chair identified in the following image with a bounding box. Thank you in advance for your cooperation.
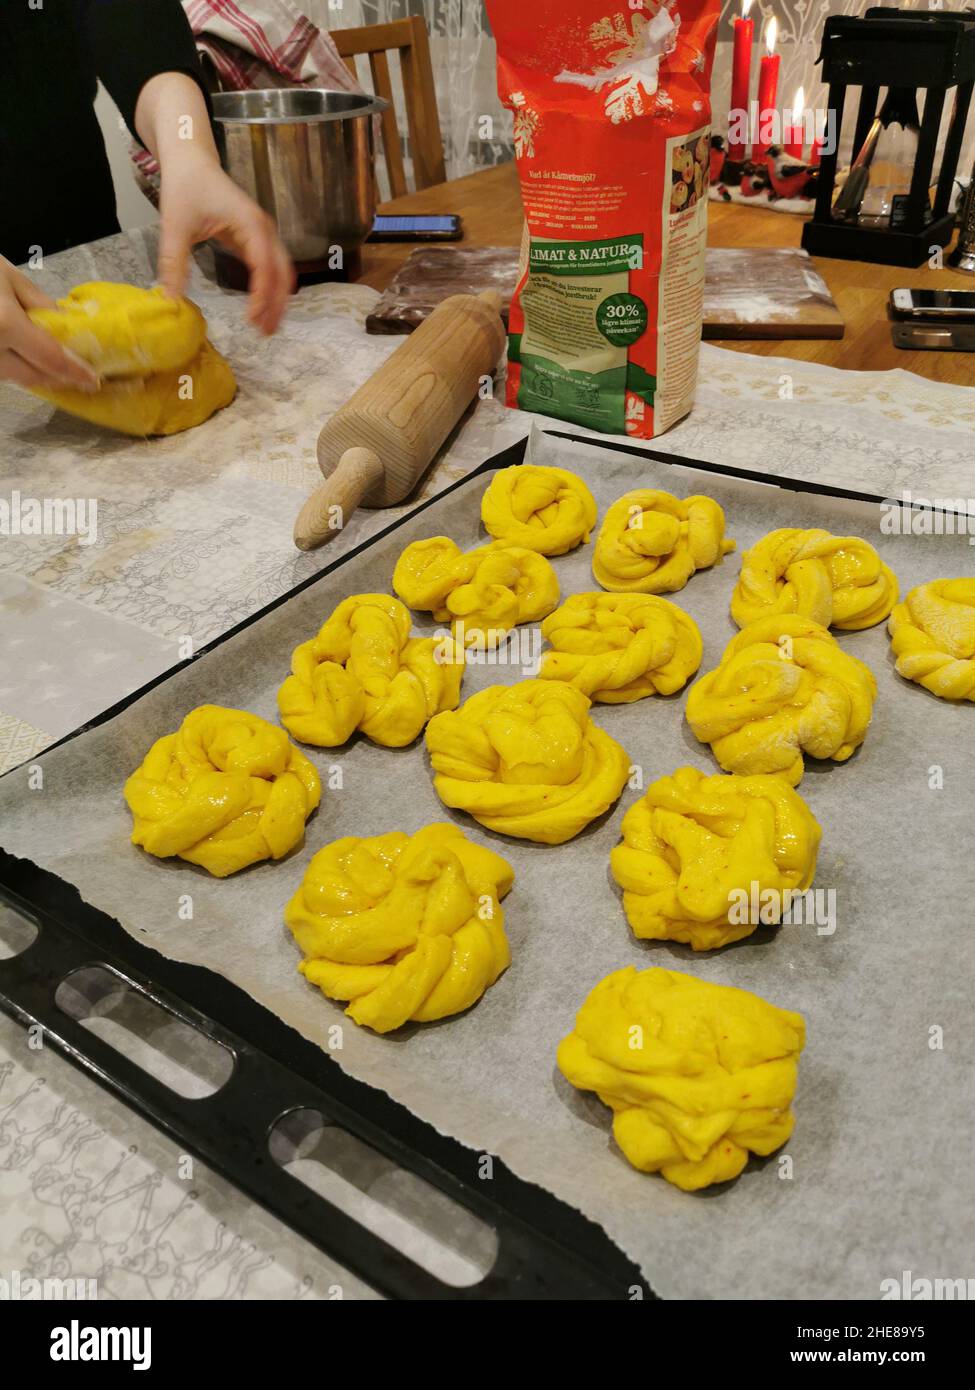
[332,17,447,195]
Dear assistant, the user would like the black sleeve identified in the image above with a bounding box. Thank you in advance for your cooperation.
[82,0,212,145]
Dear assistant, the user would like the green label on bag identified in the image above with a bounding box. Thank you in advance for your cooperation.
[515,234,646,433]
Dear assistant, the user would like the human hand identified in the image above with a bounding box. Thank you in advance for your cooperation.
[0,257,100,392]
[157,148,295,335]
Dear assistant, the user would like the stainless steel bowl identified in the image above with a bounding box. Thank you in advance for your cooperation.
[212,89,389,267]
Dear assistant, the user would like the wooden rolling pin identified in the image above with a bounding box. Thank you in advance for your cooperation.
[294,289,506,550]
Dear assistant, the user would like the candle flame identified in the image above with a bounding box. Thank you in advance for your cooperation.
[765,16,778,55]
[742,0,754,17]
[792,86,805,121]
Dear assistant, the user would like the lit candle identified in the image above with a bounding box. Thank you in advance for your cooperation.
[786,86,805,160]
[754,17,780,164]
[728,0,755,164]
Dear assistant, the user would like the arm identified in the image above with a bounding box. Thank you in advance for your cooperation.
[134,72,294,334]
[87,1,293,334]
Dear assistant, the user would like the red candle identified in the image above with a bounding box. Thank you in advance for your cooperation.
[754,17,780,163]
[810,117,825,166]
[786,87,805,160]
[728,0,754,163]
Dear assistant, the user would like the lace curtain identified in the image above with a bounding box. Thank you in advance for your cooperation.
[311,0,974,181]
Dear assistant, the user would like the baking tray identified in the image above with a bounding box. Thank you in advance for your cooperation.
[1,429,973,1301]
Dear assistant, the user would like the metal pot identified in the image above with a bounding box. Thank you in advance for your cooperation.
[212,89,389,269]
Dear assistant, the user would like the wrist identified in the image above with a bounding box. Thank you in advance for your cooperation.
[136,71,220,169]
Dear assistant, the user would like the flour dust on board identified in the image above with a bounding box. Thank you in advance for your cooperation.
[487,1,720,439]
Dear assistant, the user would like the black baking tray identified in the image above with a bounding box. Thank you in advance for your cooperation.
[0,430,900,1301]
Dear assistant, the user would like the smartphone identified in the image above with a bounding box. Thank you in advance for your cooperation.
[369,215,463,242]
[890,287,975,320]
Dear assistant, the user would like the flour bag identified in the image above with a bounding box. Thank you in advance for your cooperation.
[487,0,720,438]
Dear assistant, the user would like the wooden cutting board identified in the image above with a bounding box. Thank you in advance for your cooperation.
[702,247,844,340]
[366,245,844,341]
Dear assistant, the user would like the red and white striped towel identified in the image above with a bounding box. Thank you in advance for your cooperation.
[132,0,363,186]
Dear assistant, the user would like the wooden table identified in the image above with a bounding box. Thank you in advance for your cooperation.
[362,161,975,388]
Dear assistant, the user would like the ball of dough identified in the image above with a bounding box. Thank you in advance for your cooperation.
[29,281,206,377]
[393,536,559,647]
[685,614,877,785]
[888,578,975,701]
[611,765,821,950]
[286,823,513,1033]
[557,966,806,1191]
[731,527,898,631]
[480,463,597,556]
[278,593,464,748]
[593,488,736,594]
[539,592,702,701]
[31,338,236,437]
[425,678,630,844]
[123,704,320,877]
[28,281,236,436]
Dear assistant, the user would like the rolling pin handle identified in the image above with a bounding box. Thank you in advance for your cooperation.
[293,447,384,552]
[477,289,504,314]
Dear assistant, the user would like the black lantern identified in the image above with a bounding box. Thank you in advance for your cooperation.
[802,7,975,268]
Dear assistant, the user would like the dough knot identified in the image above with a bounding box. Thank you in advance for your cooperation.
[611,766,821,950]
[286,823,513,1033]
[685,615,877,784]
[278,593,464,747]
[425,678,630,843]
[123,704,320,877]
[557,967,806,1190]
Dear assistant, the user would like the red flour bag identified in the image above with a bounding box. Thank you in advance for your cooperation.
[486,0,720,438]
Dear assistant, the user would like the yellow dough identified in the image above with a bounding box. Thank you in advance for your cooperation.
[29,281,206,376]
[124,704,320,878]
[731,527,898,631]
[286,823,513,1033]
[685,615,877,785]
[539,592,702,702]
[593,488,736,594]
[888,578,975,701]
[611,766,821,951]
[557,966,806,1191]
[278,593,464,748]
[393,536,559,647]
[28,281,236,436]
[480,463,598,556]
[425,678,630,844]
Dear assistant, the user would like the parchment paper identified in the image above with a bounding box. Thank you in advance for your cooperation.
[2,429,973,1300]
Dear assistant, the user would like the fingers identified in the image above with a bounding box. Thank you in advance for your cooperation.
[0,349,77,392]
[157,219,192,303]
[0,296,99,391]
[0,257,57,314]
[220,212,294,335]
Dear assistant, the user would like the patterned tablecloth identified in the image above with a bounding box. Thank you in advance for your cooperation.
[2,228,974,1299]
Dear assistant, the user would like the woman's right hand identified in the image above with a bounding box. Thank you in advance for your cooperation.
[0,257,100,392]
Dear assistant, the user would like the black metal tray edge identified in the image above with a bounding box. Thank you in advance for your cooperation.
[0,426,908,1302]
